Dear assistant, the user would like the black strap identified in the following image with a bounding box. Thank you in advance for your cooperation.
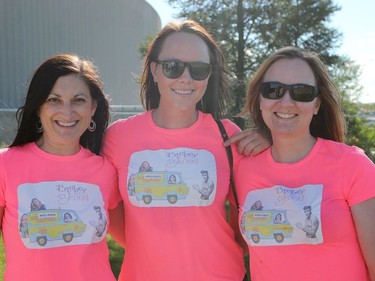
[215,119,248,281]
[214,119,240,209]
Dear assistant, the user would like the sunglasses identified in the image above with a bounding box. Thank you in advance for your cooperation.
[155,60,211,81]
[260,82,318,102]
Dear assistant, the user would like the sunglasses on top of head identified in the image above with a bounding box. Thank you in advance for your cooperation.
[155,60,211,81]
[260,82,318,102]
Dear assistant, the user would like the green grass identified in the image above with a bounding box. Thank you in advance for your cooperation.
[0,238,5,281]
[108,236,124,278]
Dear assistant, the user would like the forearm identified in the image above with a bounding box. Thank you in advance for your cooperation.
[108,201,126,248]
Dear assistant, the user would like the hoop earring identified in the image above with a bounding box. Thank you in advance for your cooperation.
[88,119,96,132]
[36,119,43,133]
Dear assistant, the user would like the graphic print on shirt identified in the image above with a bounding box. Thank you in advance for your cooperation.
[17,181,107,249]
[240,184,323,246]
[127,148,217,207]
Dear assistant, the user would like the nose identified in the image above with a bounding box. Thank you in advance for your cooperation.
[178,66,193,81]
[60,102,74,120]
[279,90,294,104]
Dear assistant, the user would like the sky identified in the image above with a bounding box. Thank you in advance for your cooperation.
[145,0,375,103]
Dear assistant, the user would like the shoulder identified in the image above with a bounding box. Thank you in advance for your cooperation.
[201,113,241,136]
[82,148,117,173]
[320,138,373,166]
[0,144,30,159]
[109,111,147,129]
[221,118,241,135]
[106,111,147,137]
[320,138,365,156]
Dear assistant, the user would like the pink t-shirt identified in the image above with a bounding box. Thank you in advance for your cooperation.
[234,138,375,281]
[0,143,120,281]
[102,110,246,281]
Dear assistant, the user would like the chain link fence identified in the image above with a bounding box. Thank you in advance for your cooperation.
[0,106,144,146]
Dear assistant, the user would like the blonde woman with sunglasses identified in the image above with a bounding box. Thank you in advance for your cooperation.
[234,46,375,281]
[102,20,270,281]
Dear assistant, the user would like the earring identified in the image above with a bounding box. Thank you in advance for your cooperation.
[88,119,96,132]
[36,119,43,133]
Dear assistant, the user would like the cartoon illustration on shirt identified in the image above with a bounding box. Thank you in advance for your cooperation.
[19,213,29,238]
[133,170,189,205]
[128,174,136,195]
[168,175,177,183]
[30,198,46,211]
[242,209,293,243]
[296,205,319,238]
[27,209,86,246]
[274,213,283,224]
[64,212,74,222]
[18,181,108,249]
[128,149,217,207]
[192,170,215,200]
[250,200,264,210]
[241,184,323,246]
[90,206,107,237]
[139,161,153,172]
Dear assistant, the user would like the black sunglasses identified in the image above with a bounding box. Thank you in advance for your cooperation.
[155,60,211,81]
[260,82,318,102]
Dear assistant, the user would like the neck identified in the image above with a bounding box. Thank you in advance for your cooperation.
[36,137,81,156]
[152,108,199,129]
[271,135,317,163]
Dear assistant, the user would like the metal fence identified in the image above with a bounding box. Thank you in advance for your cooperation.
[0,106,144,146]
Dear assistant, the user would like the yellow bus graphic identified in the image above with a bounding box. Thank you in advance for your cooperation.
[28,209,86,246]
[242,210,293,243]
[133,171,189,204]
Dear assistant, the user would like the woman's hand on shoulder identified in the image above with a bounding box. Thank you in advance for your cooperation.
[224,128,271,156]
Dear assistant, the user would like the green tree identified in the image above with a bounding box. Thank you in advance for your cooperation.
[168,0,343,114]
[167,0,375,160]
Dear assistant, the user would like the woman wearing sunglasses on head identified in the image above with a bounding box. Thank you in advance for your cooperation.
[102,20,270,281]
[0,54,123,280]
[234,46,375,281]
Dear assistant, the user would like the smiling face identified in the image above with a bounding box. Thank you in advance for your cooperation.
[37,74,97,155]
[260,58,320,140]
[150,32,211,114]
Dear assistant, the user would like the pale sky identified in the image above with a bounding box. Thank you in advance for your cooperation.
[145,0,375,103]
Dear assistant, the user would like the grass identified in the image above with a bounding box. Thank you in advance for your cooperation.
[0,238,4,281]
[108,236,124,278]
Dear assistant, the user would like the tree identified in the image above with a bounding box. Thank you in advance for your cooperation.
[167,0,375,161]
[168,0,346,115]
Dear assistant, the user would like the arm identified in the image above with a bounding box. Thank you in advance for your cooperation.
[351,196,375,280]
[108,201,126,248]
[228,202,249,256]
[224,129,271,156]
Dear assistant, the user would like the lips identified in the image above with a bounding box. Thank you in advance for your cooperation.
[173,89,194,95]
[56,121,78,127]
[275,112,296,119]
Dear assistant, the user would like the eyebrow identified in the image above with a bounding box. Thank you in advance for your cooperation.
[48,92,89,97]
